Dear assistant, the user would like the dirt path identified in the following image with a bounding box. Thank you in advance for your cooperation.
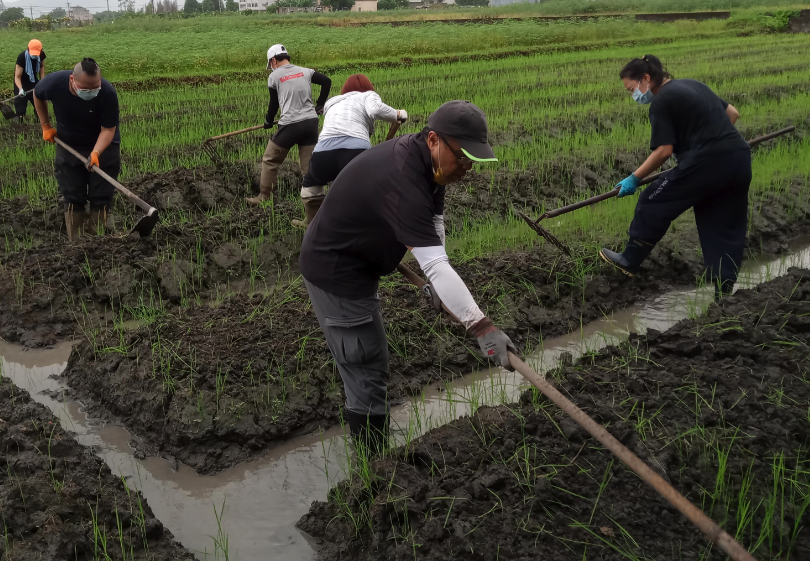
[0,378,195,560]
[298,268,810,560]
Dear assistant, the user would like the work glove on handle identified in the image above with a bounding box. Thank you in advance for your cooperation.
[397,109,408,123]
[17,88,27,98]
[86,150,100,171]
[263,116,275,130]
[470,317,517,371]
[42,124,57,143]
[616,173,641,198]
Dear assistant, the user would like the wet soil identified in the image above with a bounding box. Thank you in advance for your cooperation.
[0,378,194,560]
[299,269,810,560]
[48,192,810,475]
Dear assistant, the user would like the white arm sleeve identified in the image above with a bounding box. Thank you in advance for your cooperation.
[411,245,485,329]
[433,215,445,247]
[364,91,398,123]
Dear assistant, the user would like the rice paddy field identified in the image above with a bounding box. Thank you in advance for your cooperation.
[1,2,810,559]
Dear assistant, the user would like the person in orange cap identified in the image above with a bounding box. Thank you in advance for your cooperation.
[12,39,46,123]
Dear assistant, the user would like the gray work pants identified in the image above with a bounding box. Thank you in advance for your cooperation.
[304,279,389,416]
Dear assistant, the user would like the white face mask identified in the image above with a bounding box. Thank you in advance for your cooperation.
[71,76,101,100]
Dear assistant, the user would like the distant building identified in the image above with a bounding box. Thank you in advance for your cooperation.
[239,1,268,9]
[241,0,331,11]
[351,0,377,10]
[68,5,93,20]
[409,0,454,6]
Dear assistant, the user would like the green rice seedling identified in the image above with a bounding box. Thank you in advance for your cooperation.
[208,498,230,561]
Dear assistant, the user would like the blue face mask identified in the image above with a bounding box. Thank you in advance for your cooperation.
[30,55,39,61]
[76,87,101,101]
[632,81,654,105]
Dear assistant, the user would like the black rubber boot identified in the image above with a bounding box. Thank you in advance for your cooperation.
[346,410,389,459]
[599,238,655,277]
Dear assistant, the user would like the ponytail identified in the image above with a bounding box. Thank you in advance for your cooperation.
[619,54,671,87]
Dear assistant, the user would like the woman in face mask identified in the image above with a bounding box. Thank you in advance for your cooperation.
[12,39,46,123]
[600,54,751,300]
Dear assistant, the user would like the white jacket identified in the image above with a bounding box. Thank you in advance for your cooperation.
[320,91,398,142]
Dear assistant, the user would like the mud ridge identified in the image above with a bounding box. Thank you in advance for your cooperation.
[299,269,810,560]
[50,190,810,474]
[0,378,195,559]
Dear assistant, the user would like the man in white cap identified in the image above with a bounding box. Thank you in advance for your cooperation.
[299,100,518,457]
[247,44,332,205]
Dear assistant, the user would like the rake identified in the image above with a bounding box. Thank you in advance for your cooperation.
[519,126,796,255]
[202,122,276,163]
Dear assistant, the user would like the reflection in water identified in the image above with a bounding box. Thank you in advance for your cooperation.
[1,242,808,559]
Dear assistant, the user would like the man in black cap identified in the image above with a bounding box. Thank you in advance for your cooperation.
[299,100,517,457]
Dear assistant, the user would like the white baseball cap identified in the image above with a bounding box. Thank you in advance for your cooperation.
[266,44,288,69]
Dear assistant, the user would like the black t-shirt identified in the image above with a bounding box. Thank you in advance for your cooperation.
[300,133,445,299]
[34,70,120,148]
[14,50,46,92]
[648,79,748,166]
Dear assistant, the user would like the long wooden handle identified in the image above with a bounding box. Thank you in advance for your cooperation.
[204,124,267,144]
[2,89,34,104]
[385,121,402,141]
[397,265,756,561]
[507,353,755,561]
[396,263,423,286]
[54,137,155,214]
[540,126,796,221]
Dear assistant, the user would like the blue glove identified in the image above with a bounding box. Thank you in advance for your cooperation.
[616,174,641,198]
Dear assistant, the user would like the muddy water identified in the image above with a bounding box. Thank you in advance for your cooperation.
[1,240,809,559]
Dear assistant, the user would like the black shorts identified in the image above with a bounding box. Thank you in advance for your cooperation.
[272,118,319,150]
[55,142,121,211]
[302,148,367,188]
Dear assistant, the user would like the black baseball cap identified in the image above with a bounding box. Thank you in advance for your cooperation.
[427,100,497,163]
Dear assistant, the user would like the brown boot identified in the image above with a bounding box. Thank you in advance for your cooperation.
[64,204,85,242]
[292,195,325,229]
[87,207,108,236]
[249,140,289,205]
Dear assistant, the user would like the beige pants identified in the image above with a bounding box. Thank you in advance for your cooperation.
[259,141,315,197]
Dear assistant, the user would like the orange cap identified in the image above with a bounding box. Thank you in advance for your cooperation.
[28,39,42,56]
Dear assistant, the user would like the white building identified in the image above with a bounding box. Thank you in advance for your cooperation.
[68,5,94,20]
[351,0,376,10]
[239,0,273,10]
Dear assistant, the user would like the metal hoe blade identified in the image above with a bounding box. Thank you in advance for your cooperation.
[130,207,159,238]
[517,210,572,256]
[1,102,16,120]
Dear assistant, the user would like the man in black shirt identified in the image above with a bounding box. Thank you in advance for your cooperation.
[247,44,331,205]
[11,39,46,123]
[34,58,121,242]
[300,100,517,456]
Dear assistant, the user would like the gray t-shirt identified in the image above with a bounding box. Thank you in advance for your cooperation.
[268,64,317,126]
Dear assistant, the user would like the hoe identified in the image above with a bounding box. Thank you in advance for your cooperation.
[519,126,796,255]
[56,138,159,237]
[1,89,33,120]
[399,268,758,561]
